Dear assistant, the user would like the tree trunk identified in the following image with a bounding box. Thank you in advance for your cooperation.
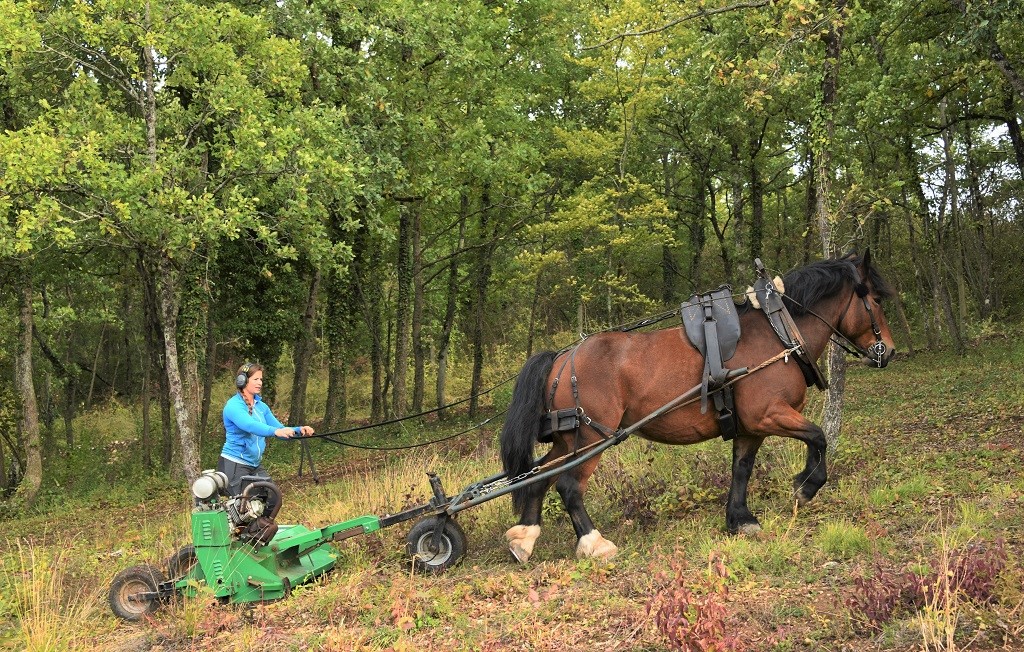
[749,121,766,265]
[289,269,321,425]
[436,200,467,419]
[158,255,201,483]
[0,433,6,493]
[392,205,413,418]
[689,178,707,290]
[325,211,367,429]
[729,142,745,262]
[707,182,733,279]
[14,264,42,508]
[199,310,216,441]
[141,335,152,470]
[412,210,425,414]
[964,129,994,320]
[749,153,763,264]
[661,153,681,305]
[893,288,916,356]
[1003,90,1024,178]
[937,106,967,354]
[327,361,347,427]
[470,183,495,418]
[368,238,386,423]
[804,149,816,265]
[87,325,105,408]
[815,0,849,450]
[61,326,77,451]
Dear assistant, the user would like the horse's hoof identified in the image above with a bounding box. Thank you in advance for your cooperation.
[506,524,540,564]
[738,522,762,536]
[509,543,530,564]
[794,490,813,506]
[576,530,618,560]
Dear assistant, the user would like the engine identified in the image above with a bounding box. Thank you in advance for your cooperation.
[191,470,281,545]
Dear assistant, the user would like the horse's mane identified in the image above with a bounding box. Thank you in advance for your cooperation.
[782,255,893,317]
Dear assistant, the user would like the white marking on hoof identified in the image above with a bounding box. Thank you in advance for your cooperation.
[738,522,762,536]
[506,524,541,564]
[576,530,618,560]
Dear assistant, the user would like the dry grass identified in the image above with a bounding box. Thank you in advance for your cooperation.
[1,539,112,651]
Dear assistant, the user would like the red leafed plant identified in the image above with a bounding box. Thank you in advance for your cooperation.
[846,538,1007,630]
[647,551,743,652]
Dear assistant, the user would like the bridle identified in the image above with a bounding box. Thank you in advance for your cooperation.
[788,282,889,368]
[853,284,889,366]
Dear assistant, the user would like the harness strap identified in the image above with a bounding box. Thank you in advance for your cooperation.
[539,343,619,445]
[755,258,829,390]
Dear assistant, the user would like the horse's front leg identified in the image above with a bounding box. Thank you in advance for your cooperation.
[727,435,765,535]
[756,404,829,506]
[556,455,618,560]
[792,420,827,506]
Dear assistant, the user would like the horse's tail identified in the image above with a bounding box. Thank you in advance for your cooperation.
[501,350,558,515]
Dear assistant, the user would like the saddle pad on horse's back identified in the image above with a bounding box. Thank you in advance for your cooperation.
[680,285,741,361]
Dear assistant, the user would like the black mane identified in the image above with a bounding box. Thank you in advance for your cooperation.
[782,255,893,317]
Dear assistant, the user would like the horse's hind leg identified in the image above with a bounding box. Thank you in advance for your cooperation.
[506,475,549,563]
[727,435,765,535]
[556,455,618,560]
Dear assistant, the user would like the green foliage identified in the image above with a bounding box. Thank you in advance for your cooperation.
[817,521,873,559]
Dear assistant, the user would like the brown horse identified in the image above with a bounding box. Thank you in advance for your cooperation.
[499,251,897,562]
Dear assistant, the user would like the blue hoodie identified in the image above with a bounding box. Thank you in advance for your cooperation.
[220,393,294,467]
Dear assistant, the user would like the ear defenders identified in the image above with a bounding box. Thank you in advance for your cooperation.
[235,362,253,390]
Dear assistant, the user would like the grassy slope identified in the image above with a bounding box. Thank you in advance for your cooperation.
[1,335,1022,651]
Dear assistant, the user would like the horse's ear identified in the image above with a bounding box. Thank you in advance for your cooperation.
[862,248,872,270]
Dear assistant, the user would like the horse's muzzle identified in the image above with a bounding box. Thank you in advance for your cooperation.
[862,346,895,368]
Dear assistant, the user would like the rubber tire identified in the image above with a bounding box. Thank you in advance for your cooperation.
[406,516,467,574]
[109,563,166,621]
[165,545,199,579]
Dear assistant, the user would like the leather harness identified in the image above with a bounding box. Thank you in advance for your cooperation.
[537,258,829,444]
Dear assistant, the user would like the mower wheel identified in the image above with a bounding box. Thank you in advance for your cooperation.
[109,564,167,621]
[166,545,199,579]
[406,516,467,574]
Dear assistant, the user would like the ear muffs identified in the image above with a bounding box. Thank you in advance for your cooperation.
[235,363,253,390]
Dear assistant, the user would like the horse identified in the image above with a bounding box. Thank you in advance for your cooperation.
[499,250,897,562]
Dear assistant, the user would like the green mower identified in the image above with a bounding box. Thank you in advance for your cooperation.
[108,470,466,621]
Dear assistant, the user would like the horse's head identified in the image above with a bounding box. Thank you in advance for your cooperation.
[837,249,898,368]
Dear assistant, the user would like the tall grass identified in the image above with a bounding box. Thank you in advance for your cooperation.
[1,539,110,651]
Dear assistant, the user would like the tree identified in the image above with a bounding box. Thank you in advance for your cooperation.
[37,0,356,482]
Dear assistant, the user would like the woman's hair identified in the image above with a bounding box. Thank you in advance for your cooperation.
[236,362,264,414]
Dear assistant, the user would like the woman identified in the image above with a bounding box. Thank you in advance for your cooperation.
[217,362,315,498]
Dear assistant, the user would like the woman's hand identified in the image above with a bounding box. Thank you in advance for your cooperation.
[273,426,315,438]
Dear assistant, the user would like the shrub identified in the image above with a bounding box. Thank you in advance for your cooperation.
[647,550,742,652]
[845,539,1008,631]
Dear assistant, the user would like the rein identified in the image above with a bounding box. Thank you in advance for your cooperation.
[303,374,516,450]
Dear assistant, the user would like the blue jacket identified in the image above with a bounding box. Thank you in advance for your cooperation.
[221,393,294,467]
